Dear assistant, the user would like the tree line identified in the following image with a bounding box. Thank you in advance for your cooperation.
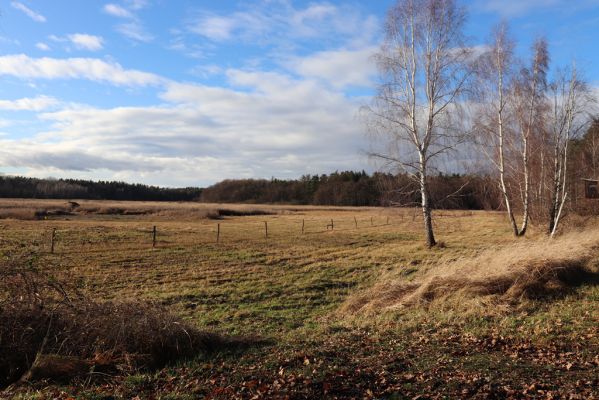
[199,171,503,209]
[0,176,201,201]
[0,171,502,210]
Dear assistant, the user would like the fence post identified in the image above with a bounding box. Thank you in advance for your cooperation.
[264,221,268,239]
[371,216,373,226]
[50,228,56,254]
[216,223,220,243]
[354,216,358,228]
[302,219,305,234]
[152,225,157,248]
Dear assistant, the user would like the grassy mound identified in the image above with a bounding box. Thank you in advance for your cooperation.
[342,230,599,314]
[0,255,252,388]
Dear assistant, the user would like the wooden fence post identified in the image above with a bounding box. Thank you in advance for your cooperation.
[331,219,334,230]
[264,221,268,239]
[152,225,157,248]
[354,216,358,228]
[216,223,220,243]
[371,216,373,226]
[302,219,305,234]
[50,228,56,254]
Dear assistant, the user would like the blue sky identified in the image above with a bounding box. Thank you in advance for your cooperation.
[0,0,597,187]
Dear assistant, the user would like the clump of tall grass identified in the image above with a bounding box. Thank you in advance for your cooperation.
[342,230,599,315]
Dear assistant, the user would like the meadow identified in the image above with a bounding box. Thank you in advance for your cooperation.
[0,199,597,399]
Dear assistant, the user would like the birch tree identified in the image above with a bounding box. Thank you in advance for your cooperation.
[547,66,595,236]
[512,38,549,235]
[475,24,520,236]
[366,0,471,248]
[475,25,548,237]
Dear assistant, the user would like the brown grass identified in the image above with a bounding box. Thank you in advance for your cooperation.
[0,199,304,221]
[0,208,40,220]
[0,254,253,388]
[342,230,599,315]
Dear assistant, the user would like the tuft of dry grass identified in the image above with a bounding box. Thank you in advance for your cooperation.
[341,230,599,315]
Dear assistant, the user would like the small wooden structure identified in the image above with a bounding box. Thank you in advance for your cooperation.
[582,178,599,199]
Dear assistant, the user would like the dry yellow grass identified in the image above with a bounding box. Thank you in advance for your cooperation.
[0,200,510,335]
[0,198,390,221]
[342,228,599,315]
[1,200,598,398]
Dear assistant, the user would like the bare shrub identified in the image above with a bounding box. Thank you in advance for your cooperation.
[0,205,72,220]
[0,254,251,388]
[0,208,39,220]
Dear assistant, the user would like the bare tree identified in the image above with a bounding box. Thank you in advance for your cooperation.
[475,25,548,237]
[474,23,520,235]
[512,38,549,235]
[365,0,471,248]
[547,66,595,237]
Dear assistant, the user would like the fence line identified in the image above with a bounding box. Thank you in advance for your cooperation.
[34,212,472,254]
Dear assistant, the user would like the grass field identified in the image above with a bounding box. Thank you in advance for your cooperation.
[1,199,597,399]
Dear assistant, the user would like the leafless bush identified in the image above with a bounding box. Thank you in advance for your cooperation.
[0,208,39,220]
[0,254,246,388]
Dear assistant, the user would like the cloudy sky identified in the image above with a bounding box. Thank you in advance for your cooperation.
[0,0,598,187]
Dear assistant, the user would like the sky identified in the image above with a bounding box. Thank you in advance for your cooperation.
[0,0,598,188]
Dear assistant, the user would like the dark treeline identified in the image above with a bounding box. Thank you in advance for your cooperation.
[0,176,201,201]
[199,171,503,210]
[0,171,514,210]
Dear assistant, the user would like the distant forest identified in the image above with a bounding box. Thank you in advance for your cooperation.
[0,176,201,202]
[199,171,502,210]
[0,172,502,209]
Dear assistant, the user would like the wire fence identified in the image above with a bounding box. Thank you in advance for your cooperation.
[0,211,475,254]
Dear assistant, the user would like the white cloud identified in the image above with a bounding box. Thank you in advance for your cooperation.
[36,42,51,51]
[11,1,46,22]
[103,2,153,42]
[0,3,382,186]
[0,54,163,86]
[189,64,223,78]
[0,69,371,186]
[287,47,377,89]
[103,4,133,18]
[48,35,66,43]
[190,15,237,41]
[0,96,58,111]
[187,2,379,46]
[117,22,154,42]
[67,34,104,51]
